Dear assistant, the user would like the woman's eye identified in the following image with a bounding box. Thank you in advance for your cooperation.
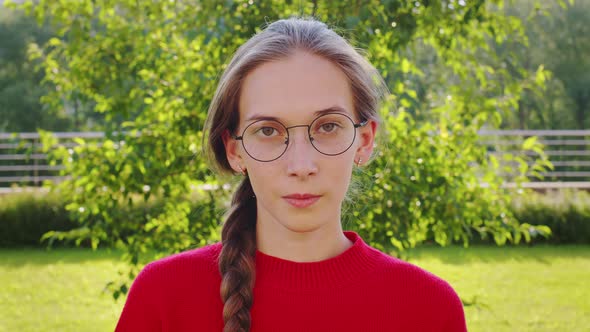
[320,123,339,132]
[260,127,276,136]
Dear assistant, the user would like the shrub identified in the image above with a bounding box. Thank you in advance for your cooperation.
[2,188,589,248]
[0,188,225,249]
[511,189,590,244]
[0,191,73,247]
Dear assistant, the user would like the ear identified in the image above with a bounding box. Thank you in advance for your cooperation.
[355,119,378,164]
[222,129,244,173]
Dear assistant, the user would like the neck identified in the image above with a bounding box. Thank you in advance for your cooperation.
[255,219,353,263]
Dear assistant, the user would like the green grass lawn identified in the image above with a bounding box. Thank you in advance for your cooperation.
[405,245,590,332]
[1,245,589,332]
[0,248,125,332]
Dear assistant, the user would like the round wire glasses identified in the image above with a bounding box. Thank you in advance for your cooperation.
[231,112,367,162]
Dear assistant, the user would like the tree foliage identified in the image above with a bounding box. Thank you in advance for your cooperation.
[7,0,554,298]
[0,7,61,131]
[498,0,590,129]
[0,6,106,132]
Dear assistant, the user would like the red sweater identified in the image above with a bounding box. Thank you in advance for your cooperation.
[115,231,467,331]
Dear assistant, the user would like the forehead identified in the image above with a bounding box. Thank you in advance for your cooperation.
[238,51,355,124]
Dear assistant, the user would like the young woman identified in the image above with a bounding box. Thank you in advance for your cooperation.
[116,17,467,332]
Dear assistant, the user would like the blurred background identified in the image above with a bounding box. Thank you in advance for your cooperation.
[0,0,588,331]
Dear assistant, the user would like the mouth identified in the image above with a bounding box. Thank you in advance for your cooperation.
[282,193,322,208]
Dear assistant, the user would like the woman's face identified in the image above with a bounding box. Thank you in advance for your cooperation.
[223,50,377,235]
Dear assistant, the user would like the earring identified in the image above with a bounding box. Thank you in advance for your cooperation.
[356,157,362,167]
[238,165,247,176]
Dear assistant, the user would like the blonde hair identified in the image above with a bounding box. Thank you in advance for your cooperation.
[203,17,387,332]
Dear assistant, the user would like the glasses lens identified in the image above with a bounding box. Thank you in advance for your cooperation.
[240,113,357,161]
[242,120,288,161]
[310,113,355,155]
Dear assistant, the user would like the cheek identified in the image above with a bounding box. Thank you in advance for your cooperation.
[324,157,354,190]
[245,164,280,196]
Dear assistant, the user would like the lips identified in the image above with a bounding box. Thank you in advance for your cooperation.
[283,193,321,199]
[282,193,322,208]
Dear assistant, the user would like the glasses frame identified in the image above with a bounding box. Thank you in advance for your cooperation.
[231,112,368,162]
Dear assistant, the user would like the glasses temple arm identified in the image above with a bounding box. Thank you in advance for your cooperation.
[354,120,369,128]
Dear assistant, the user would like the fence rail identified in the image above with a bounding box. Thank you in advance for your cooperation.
[1,130,589,191]
[479,129,590,188]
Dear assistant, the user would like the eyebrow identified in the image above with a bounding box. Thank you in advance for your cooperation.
[244,106,350,123]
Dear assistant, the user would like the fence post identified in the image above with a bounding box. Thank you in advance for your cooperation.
[33,137,39,186]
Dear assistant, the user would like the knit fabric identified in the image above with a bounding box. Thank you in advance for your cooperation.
[115,231,467,332]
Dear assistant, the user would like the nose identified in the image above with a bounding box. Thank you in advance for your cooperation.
[284,126,318,178]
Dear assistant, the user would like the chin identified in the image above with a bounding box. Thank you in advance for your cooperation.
[280,220,324,234]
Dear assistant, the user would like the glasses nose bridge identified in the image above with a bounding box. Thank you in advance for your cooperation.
[285,124,313,145]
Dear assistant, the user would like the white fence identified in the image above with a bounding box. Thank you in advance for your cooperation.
[1,130,590,193]
[0,132,104,193]
[478,129,590,189]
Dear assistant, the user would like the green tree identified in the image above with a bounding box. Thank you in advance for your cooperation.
[8,0,551,298]
[0,7,65,132]
[496,0,590,129]
[534,0,590,130]
[0,6,109,132]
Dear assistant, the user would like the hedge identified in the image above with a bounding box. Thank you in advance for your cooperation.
[511,189,590,244]
[1,189,589,247]
[0,191,74,247]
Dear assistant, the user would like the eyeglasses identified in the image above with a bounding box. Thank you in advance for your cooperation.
[232,112,367,162]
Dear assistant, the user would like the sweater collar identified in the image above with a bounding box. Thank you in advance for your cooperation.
[253,231,380,291]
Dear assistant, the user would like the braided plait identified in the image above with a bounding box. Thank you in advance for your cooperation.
[219,177,257,332]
